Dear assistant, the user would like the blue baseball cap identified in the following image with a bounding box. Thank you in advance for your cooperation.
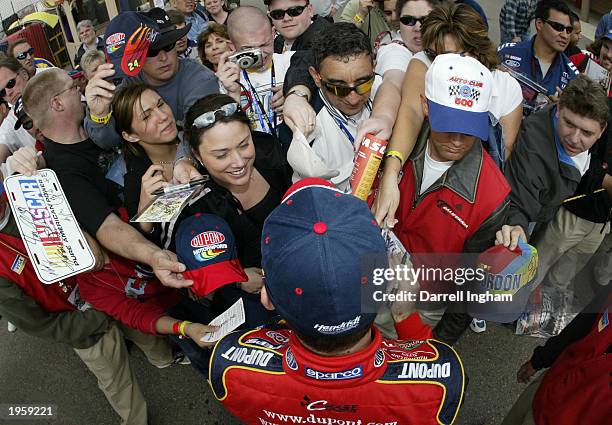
[104,12,160,79]
[261,178,388,338]
[176,213,247,297]
[425,54,493,141]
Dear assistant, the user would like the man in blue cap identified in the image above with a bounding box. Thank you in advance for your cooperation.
[84,9,219,152]
[209,178,465,424]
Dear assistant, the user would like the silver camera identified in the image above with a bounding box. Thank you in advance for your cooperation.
[228,48,264,70]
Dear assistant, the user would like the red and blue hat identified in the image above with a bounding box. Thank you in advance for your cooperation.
[176,213,247,297]
[104,12,160,79]
[261,178,388,338]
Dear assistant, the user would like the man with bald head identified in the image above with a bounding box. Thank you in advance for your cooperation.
[216,6,295,135]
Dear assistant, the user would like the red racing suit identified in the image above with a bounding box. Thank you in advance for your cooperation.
[209,326,464,424]
[532,295,612,425]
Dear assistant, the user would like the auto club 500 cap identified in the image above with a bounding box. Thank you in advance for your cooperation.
[425,53,494,141]
[261,178,388,338]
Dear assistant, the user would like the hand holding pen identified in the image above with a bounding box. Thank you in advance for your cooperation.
[152,176,210,196]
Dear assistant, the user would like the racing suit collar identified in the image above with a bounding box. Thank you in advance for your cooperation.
[284,327,387,388]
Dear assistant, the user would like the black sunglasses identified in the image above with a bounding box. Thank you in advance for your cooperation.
[0,77,17,99]
[22,119,34,131]
[424,48,466,62]
[269,5,307,20]
[147,42,176,57]
[544,19,572,34]
[400,15,427,26]
[15,47,35,61]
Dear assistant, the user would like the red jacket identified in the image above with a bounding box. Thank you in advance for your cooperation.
[0,232,77,313]
[395,142,510,256]
[532,297,612,425]
[209,326,464,424]
[77,253,181,335]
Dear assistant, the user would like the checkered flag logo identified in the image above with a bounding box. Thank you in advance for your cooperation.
[470,88,481,101]
[448,85,461,97]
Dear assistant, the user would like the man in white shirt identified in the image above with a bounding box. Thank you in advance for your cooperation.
[0,58,35,164]
[284,22,381,192]
[217,6,294,135]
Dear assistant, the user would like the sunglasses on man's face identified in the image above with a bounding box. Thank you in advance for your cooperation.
[147,42,176,57]
[268,5,307,20]
[321,75,375,98]
[544,19,573,34]
[399,15,427,27]
[15,47,35,61]
[0,77,17,99]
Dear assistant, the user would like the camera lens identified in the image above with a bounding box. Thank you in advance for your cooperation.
[238,56,254,69]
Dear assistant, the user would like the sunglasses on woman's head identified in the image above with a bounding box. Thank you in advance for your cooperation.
[192,103,239,129]
[424,48,466,62]
[268,5,308,20]
[147,42,177,57]
[15,47,35,61]
[0,77,17,99]
[544,19,573,34]
[399,15,427,26]
[321,75,375,98]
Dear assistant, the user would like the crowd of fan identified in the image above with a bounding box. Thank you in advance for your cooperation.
[0,0,610,424]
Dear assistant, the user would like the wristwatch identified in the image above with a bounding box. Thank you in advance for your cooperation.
[286,88,310,102]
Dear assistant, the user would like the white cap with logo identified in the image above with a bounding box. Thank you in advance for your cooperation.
[425,53,494,140]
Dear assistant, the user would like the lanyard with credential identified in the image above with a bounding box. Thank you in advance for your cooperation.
[242,62,276,133]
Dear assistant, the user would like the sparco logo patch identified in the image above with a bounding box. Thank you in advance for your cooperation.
[305,366,363,380]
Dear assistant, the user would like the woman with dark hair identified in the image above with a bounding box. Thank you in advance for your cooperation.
[114,87,291,326]
[371,2,523,228]
[197,23,234,71]
[183,93,293,272]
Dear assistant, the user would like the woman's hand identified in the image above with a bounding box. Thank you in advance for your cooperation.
[184,322,220,348]
[240,267,264,294]
[372,166,401,228]
[138,165,170,212]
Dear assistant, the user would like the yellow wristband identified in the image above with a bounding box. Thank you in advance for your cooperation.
[385,150,405,164]
[90,111,112,124]
[354,14,363,23]
[179,321,192,337]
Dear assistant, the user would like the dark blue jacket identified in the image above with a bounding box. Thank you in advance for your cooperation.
[498,36,579,96]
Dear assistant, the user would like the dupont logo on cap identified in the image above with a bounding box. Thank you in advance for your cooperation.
[191,231,226,247]
[176,214,247,296]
